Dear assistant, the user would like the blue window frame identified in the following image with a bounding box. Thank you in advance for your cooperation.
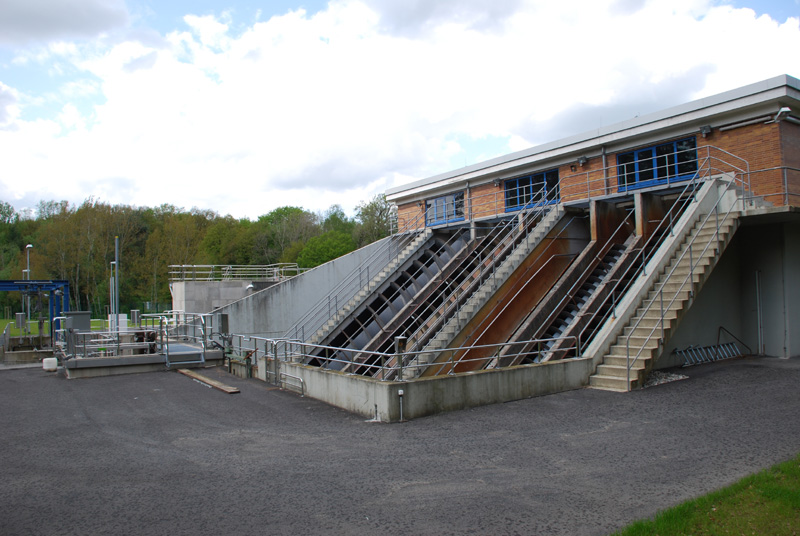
[617,137,698,191]
[504,169,559,212]
[426,191,465,226]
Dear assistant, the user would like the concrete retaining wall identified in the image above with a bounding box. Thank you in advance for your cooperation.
[213,238,391,339]
[259,356,593,422]
[172,281,276,314]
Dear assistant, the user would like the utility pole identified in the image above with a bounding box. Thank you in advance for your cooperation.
[25,244,33,323]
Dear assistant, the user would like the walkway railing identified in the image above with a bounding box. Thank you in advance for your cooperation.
[226,335,580,381]
[169,263,306,282]
[56,311,214,364]
[623,174,744,390]
[283,204,431,342]
[392,145,757,232]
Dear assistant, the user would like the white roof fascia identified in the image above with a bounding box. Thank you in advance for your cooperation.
[386,74,799,202]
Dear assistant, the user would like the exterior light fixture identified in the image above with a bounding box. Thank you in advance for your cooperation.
[577,156,588,167]
[493,179,501,187]
[700,125,712,137]
[773,107,792,122]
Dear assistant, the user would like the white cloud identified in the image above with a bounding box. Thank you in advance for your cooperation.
[0,0,798,219]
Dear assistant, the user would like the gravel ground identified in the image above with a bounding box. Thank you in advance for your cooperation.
[1,356,799,536]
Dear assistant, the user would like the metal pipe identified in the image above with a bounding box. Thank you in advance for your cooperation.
[115,235,120,334]
[756,270,764,355]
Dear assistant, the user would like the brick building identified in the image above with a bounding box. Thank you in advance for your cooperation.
[217,75,799,420]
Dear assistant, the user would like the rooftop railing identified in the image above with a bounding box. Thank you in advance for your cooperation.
[169,263,307,282]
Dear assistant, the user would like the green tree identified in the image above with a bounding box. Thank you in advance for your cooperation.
[198,216,252,265]
[296,230,357,268]
[353,194,393,247]
[321,205,355,234]
[251,206,318,264]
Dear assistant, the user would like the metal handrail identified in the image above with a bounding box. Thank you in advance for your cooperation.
[569,148,751,359]
[530,210,637,360]
[228,335,581,381]
[440,211,588,356]
[623,173,744,389]
[427,253,580,376]
[284,209,430,342]
[403,187,556,356]
[333,227,475,372]
[169,263,307,282]
[571,175,706,352]
[717,325,752,355]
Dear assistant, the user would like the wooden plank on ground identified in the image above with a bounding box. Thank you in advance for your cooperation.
[177,368,240,394]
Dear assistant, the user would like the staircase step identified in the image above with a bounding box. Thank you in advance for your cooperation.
[596,363,646,378]
[588,374,634,392]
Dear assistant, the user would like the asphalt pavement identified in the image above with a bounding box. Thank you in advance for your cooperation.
[1,356,799,535]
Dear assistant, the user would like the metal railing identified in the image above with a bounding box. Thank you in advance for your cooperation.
[503,209,638,365]
[169,263,306,282]
[423,214,586,373]
[284,204,434,342]
[392,145,753,232]
[399,187,558,361]
[558,147,751,370]
[56,311,213,364]
[622,173,745,389]
[227,335,580,382]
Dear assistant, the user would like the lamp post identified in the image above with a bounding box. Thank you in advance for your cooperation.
[25,244,33,322]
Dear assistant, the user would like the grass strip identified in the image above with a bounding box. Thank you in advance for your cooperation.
[612,453,800,535]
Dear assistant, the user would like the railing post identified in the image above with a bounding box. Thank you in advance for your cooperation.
[626,338,631,392]
[659,287,664,342]
[395,336,406,381]
[272,340,280,386]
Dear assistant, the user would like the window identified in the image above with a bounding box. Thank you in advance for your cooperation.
[617,137,698,191]
[504,169,559,212]
[425,191,465,226]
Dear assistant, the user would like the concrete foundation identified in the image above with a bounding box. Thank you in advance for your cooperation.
[63,350,224,379]
[1,347,53,365]
[258,355,593,422]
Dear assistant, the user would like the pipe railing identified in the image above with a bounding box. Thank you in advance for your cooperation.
[569,149,752,358]
[400,187,556,356]
[623,173,744,390]
[435,211,589,367]
[169,263,307,282]
[227,335,580,381]
[284,207,431,342]
[512,210,637,364]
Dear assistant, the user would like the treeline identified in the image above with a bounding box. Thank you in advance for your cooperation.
[0,195,393,317]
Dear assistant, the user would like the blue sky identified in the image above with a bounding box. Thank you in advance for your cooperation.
[0,0,798,219]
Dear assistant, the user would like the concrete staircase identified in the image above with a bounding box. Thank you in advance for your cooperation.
[307,229,433,345]
[589,210,740,391]
[408,205,565,375]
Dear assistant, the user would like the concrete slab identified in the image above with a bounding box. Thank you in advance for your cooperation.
[1,356,798,535]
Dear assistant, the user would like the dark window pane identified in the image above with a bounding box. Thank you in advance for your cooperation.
[618,152,635,186]
[637,148,654,182]
[505,179,516,208]
[676,138,698,175]
[530,173,544,204]
[454,192,464,218]
[655,143,676,179]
